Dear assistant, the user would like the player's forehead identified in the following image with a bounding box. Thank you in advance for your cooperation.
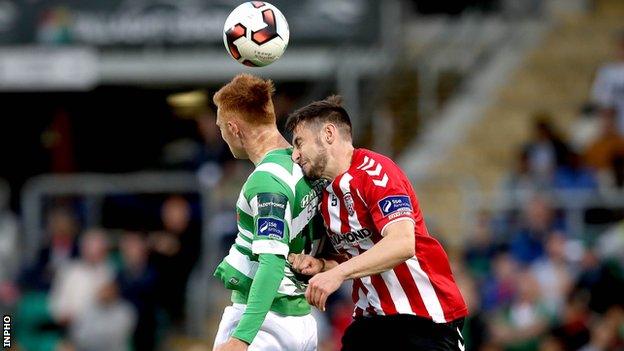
[291,122,314,143]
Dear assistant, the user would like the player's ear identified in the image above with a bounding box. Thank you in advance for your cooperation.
[324,123,337,144]
[227,120,241,138]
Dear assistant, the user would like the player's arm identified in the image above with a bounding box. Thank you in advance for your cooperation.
[231,253,286,344]
[289,240,346,275]
[229,175,292,345]
[291,218,414,275]
[333,219,414,279]
[304,221,415,311]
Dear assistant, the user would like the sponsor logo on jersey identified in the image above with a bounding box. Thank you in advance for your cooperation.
[257,193,288,218]
[257,201,285,209]
[343,192,355,216]
[300,189,318,209]
[257,217,285,239]
[330,228,373,249]
[378,195,412,218]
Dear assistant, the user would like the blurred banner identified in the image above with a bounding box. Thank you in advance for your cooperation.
[0,0,381,47]
[0,47,97,90]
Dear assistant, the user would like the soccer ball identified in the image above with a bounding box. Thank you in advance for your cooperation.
[223,1,290,67]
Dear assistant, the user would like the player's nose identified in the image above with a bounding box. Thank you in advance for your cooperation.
[292,148,300,163]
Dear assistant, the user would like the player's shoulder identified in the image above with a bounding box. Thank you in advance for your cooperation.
[350,149,402,177]
[244,168,292,200]
[346,148,407,190]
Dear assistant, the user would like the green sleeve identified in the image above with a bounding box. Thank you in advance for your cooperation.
[232,253,286,344]
[246,172,292,257]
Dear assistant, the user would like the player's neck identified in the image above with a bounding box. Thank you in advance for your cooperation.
[324,143,354,180]
[247,127,290,165]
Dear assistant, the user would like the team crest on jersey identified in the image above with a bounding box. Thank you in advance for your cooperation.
[343,192,355,216]
[378,195,412,219]
[257,217,285,239]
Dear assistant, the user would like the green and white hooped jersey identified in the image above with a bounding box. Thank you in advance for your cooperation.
[214,148,321,316]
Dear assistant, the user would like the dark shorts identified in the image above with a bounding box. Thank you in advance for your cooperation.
[341,314,465,351]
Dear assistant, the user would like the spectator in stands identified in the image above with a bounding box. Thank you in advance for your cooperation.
[578,306,624,351]
[583,108,624,168]
[574,248,624,314]
[597,220,624,268]
[552,151,598,191]
[0,181,19,310]
[490,270,549,350]
[481,251,518,311]
[522,113,571,185]
[211,160,248,256]
[194,110,232,167]
[530,232,575,316]
[610,154,624,188]
[590,31,624,135]
[49,228,113,325]
[583,108,624,188]
[571,103,603,152]
[20,206,80,291]
[510,195,560,265]
[149,195,200,324]
[548,291,592,351]
[502,148,544,201]
[70,281,136,351]
[117,231,159,351]
[464,210,500,281]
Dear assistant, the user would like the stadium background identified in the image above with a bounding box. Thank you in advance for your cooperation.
[1,0,624,350]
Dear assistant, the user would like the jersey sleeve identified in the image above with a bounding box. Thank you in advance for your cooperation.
[359,160,416,236]
[245,172,292,258]
[231,253,286,344]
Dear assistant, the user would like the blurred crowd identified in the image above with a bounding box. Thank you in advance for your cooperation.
[446,31,624,351]
[0,196,200,351]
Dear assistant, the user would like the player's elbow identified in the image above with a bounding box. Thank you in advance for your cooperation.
[384,220,416,260]
[398,233,415,260]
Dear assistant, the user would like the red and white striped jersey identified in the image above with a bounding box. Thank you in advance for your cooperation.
[320,148,467,323]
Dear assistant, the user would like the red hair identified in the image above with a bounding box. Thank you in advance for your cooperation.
[213,73,276,125]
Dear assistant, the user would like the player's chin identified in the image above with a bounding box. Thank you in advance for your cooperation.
[302,166,319,180]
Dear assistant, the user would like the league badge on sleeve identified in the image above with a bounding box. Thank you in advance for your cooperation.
[378,195,413,219]
[257,217,285,240]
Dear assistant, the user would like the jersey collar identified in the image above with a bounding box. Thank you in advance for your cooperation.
[258,147,293,165]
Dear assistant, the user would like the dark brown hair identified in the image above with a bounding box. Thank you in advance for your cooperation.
[286,95,352,137]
